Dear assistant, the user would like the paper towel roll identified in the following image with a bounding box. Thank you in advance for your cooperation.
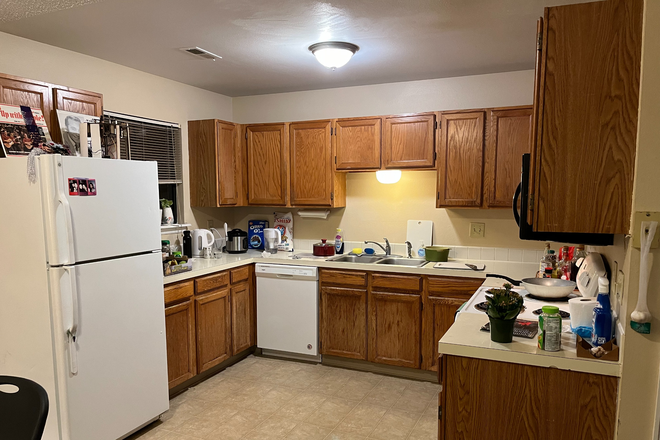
[569,297,598,329]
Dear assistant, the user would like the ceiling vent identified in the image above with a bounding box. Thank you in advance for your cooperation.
[181,47,222,61]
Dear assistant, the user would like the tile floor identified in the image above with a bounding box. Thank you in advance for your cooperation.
[129,355,439,440]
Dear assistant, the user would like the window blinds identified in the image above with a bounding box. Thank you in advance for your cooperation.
[104,111,182,184]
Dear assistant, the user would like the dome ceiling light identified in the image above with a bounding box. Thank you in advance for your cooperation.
[308,41,359,70]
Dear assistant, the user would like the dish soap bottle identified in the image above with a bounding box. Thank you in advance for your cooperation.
[335,228,344,255]
[416,240,426,258]
[592,277,613,347]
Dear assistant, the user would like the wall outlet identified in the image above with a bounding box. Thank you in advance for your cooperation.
[207,219,214,229]
[469,222,485,238]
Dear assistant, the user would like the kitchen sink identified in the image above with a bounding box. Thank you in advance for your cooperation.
[374,258,428,267]
[327,255,383,264]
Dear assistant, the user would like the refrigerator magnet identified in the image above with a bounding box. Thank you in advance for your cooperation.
[88,179,97,196]
[78,178,89,196]
[68,178,79,196]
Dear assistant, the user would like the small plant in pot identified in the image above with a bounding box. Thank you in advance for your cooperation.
[486,283,524,343]
[160,199,174,225]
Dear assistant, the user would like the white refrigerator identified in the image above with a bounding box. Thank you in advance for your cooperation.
[0,155,169,440]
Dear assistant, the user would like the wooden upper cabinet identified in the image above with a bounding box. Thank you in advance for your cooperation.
[188,119,239,207]
[195,289,232,373]
[383,114,435,169]
[53,88,103,117]
[437,112,485,208]
[334,117,382,170]
[530,0,642,234]
[0,73,52,130]
[289,120,334,206]
[484,107,532,208]
[369,290,421,369]
[245,123,288,206]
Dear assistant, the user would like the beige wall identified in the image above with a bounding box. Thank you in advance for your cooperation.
[0,31,234,230]
[615,0,660,437]
[232,70,545,249]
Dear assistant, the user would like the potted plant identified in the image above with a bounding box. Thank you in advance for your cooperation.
[160,199,174,225]
[486,283,524,343]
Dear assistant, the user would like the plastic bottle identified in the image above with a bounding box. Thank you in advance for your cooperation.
[416,240,426,258]
[592,277,613,347]
[538,243,551,275]
[538,305,562,352]
[335,228,344,255]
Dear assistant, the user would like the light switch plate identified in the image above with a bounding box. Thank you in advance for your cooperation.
[469,222,485,238]
[632,211,660,249]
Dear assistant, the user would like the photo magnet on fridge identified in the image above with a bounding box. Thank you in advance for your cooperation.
[68,178,79,196]
[88,179,97,196]
[78,178,89,196]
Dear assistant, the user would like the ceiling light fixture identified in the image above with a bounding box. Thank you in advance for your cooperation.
[308,41,359,70]
[376,170,402,184]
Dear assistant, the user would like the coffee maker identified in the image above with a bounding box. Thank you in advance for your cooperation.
[263,228,281,254]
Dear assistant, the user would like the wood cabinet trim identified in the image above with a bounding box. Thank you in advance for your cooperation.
[164,280,194,306]
[230,266,250,284]
[371,273,422,292]
[427,276,483,298]
[319,269,368,287]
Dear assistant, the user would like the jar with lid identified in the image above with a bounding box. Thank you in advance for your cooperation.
[538,305,562,352]
[161,240,171,258]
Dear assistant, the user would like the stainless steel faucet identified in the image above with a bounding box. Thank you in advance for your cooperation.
[364,238,391,256]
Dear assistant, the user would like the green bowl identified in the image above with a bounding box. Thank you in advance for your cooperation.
[425,246,450,262]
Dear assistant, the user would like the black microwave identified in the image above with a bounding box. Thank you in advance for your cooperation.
[513,154,613,246]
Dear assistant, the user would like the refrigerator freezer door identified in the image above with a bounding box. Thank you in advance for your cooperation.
[49,253,168,440]
[39,155,161,265]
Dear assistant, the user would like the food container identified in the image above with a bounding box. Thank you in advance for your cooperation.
[313,239,335,257]
[425,246,450,262]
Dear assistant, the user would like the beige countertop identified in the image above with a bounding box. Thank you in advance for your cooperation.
[438,312,621,377]
[163,250,540,285]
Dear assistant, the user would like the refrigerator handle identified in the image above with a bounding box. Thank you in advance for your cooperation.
[58,191,76,265]
[63,266,79,375]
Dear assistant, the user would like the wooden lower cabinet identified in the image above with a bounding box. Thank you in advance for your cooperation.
[421,296,464,371]
[320,286,368,360]
[231,281,253,355]
[439,355,618,440]
[195,289,232,373]
[368,290,421,368]
[164,300,196,389]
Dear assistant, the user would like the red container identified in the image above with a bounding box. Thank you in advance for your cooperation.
[313,239,335,257]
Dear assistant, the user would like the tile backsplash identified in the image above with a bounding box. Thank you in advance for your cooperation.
[293,239,545,263]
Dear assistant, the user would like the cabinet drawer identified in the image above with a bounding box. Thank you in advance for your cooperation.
[428,276,483,298]
[372,273,422,292]
[230,265,250,284]
[164,280,194,306]
[195,272,229,294]
[320,269,367,287]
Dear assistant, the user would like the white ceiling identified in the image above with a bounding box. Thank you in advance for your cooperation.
[0,0,584,97]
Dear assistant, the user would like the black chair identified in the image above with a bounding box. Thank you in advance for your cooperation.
[0,376,49,440]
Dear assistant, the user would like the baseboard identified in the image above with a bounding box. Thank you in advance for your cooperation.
[322,355,438,383]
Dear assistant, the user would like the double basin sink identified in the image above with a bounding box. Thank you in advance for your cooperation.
[327,254,428,268]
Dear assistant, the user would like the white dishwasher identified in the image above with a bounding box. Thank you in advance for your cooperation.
[255,264,320,361]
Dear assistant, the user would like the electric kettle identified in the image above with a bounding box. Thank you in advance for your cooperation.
[192,229,215,257]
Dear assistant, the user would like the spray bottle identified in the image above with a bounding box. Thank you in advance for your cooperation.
[592,277,613,347]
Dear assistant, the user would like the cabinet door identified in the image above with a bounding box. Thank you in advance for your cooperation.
[437,112,485,207]
[335,117,381,170]
[289,120,333,206]
[484,107,532,208]
[216,120,239,205]
[531,0,642,234]
[0,74,52,130]
[383,114,435,169]
[320,286,368,360]
[368,291,421,368]
[231,281,253,355]
[421,296,464,371]
[165,300,196,389]
[53,88,103,117]
[195,289,232,373]
[246,124,287,205]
